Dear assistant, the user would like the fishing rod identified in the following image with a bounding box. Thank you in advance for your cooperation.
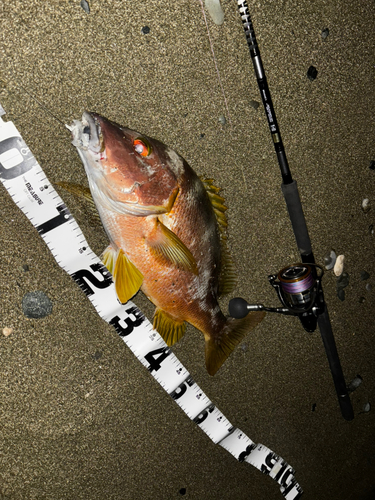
[229,0,354,421]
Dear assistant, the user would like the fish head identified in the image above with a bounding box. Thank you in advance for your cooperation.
[69,112,179,216]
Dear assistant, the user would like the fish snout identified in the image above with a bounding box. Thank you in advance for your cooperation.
[81,112,102,153]
[69,111,103,154]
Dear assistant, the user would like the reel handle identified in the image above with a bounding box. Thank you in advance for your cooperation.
[228,297,292,319]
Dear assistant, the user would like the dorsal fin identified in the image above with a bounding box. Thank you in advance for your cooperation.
[200,177,237,296]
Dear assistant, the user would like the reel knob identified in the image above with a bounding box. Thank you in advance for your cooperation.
[228,297,250,319]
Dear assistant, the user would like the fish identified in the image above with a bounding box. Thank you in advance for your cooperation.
[64,112,265,375]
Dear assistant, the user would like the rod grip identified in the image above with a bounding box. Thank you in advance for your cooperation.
[317,307,354,421]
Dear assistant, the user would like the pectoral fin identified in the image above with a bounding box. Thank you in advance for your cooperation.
[102,246,143,303]
[153,308,186,346]
[148,219,198,275]
[55,181,101,222]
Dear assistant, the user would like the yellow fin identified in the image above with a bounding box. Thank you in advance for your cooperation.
[200,177,228,232]
[113,248,143,304]
[205,311,266,376]
[153,308,186,346]
[55,181,100,222]
[148,219,198,275]
[55,181,101,222]
[200,177,237,295]
[101,245,116,274]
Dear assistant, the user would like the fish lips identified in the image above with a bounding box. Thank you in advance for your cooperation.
[69,111,103,154]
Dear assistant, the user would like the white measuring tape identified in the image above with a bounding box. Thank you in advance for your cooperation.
[0,106,302,499]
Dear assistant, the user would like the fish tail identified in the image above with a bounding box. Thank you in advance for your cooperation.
[205,311,265,376]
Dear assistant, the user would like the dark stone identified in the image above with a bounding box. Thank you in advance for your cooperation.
[361,271,370,281]
[307,66,318,81]
[22,291,53,319]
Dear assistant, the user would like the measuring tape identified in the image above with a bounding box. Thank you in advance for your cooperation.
[0,106,302,499]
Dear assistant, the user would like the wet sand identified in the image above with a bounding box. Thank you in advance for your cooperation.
[1,1,374,499]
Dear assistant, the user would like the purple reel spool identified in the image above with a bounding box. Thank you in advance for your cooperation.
[277,264,316,311]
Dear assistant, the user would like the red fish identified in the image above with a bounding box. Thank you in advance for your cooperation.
[67,112,265,375]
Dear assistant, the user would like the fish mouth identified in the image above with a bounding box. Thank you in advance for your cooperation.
[68,111,103,154]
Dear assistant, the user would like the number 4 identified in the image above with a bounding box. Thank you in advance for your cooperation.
[145,347,171,373]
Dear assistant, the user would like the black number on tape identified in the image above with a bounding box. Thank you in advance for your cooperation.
[238,443,256,463]
[280,473,302,499]
[110,306,145,337]
[0,136,36,179]
[261,452,280,475]
[145,347,171,373]
[170,376,195,400]
[71,263,112,296]
[37,204,73,234]
[193,403,215,425]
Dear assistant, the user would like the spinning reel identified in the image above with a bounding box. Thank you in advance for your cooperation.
[229,263,325,333]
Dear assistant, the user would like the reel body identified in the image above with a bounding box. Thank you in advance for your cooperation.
[269,263,324,332]
[229,263,325,333]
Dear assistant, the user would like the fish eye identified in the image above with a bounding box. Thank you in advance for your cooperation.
[133,138,152,157]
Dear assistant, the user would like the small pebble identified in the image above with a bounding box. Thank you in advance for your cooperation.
[369,160,375,170]
[22,264,29,272]
[359,296,366,303]
[337,289,345,301]
[2,327,13,337]
[360,271,370,281]
[218,115,226,125]
[249,100,260,110]
[324,250,336,270]
[22,291,53,319]
[204,0,224,26]
[365,283,372,292]
[369,224,374,236]
[347,375,362,393]
[362,198,371,213]
[363,402,371,413]
[307,65,318,81]
[321,28,330,40]
[80,0,90,14]
[333,254,344,276]
[141,26,150,34]
[337,272,349,291]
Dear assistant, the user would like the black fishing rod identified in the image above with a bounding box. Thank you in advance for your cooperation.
[229,0,354,421]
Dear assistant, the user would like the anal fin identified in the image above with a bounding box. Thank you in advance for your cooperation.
[153,308,186,346]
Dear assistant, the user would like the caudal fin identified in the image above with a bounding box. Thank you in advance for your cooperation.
[205,311,265,376]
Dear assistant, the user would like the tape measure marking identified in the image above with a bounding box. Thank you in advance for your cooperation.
[0,111,303,500]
